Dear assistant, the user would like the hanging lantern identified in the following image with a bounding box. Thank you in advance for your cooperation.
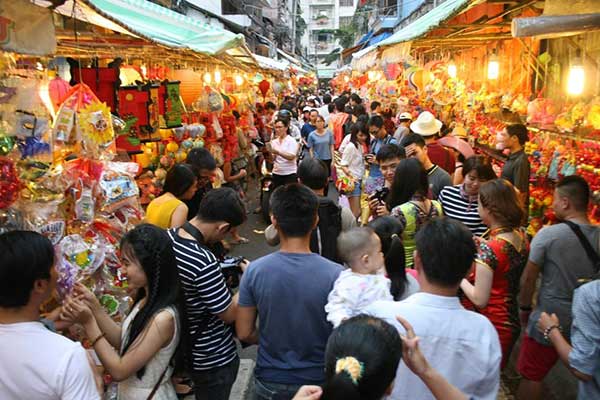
[169,69,203,105]
[258,80,270,98]
[567,50,584,96]
[48,76,71,111]
[447,63,457,79]
[383,63,401,81]
[487,49,499,80]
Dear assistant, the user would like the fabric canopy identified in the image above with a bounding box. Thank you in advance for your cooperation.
[376,0,475,47]
[254,54,289,71]
[48,0,245,55]
[368,31,392,46]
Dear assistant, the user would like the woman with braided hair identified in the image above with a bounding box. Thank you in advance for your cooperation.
[62,224,184,399]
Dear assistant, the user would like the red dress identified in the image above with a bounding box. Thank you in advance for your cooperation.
[462,229,529,368]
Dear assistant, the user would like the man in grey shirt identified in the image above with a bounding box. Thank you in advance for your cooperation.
[401,133,451,200]
[517,176,599,400]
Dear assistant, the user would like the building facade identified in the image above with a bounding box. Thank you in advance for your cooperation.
[300,0,358,79]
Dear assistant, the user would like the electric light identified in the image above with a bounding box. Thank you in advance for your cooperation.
[203,72,212,84]
[235,74,244,86]
[487,50,499,80]
[344,75,350,83]
[447,63,457,78]
[567,50,584,96]
[214,69,221,84]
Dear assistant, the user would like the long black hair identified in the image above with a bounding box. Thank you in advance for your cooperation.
[349,122,368,149]
[120,224,185,378]
[321,315,402,400]
[386,158,428,210]
[162,163,196,198]
[368,216,408,300]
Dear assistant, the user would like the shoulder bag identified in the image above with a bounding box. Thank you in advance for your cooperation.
[564,220,600,284]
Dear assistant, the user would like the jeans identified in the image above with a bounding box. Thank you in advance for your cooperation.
[190,357,240,400]
[253,378,305,400]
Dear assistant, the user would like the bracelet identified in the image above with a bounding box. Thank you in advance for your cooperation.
[90,332,105,347]
[519,305,533,312]
[543,325,561,341]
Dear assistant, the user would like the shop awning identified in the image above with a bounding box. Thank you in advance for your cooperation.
[254,54,289,72]
[357,30,374,45]
[368,31,392,46]
[46,0,245,55]
[376,0,475,48]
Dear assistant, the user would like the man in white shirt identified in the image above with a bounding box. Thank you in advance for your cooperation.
[317,93,331,124]
[366,217,501,400]
[0,231,101,400]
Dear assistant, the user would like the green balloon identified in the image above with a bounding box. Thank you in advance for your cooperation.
[0,136,14,156]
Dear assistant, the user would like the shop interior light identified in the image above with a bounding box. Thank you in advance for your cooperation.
[487,50,499,80]
[447,63,457,78]
[203,71,212,84]
[235,74,244,86]
[214,69,221,84]
[567,50,584,96]
[344,75,350,83]
[367,70,375,81]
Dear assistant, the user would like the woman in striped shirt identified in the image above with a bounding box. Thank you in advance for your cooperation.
[438,156,497,237]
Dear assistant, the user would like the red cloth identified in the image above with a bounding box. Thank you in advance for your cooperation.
[426,141,456,174]
[330,113,349,149]
[462,233,529,369]
[384,119,395,136]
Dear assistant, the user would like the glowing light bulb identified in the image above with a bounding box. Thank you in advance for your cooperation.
[567,52,584,96]
[344,75,350,83]
[367,71,375,81]
[487,51,499,80]
[235,74,244,86]
[203,72,212,84]
[447,63,457,78]
[214,70,221,84]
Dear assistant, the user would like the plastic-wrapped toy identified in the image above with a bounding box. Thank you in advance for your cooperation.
[0,158,19,209]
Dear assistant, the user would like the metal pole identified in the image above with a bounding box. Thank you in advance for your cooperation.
[291,0,297,54]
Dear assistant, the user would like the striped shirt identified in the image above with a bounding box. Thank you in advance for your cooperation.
[438,185,487,237]
[167,229,237,371]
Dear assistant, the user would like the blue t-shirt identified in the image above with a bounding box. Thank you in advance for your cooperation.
[369,135,398,178]
[238,252,343,384]
[301,123,316,140]
[307,130,334,161]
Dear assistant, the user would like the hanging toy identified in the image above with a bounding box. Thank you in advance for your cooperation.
[259,80,270,100]
[0,158,20,209]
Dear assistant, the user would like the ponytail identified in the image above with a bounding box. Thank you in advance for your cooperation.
[321,371,361,400]
[387,234,408,300]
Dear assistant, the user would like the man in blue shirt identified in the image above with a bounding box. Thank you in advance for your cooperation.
[237,184,343,400]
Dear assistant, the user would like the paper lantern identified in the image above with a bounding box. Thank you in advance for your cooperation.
[120,67,142,86]
[169,69,203,106]
[408,69,433,93]
[383,63,401,81]
[273,81,285,96]
[48,76,71,111]
[258,80,270,99]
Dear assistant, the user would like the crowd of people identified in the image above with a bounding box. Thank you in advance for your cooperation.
[0,91,599,400]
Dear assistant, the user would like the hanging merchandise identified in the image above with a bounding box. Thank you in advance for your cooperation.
[258,79,270,99]
[162,81,183,128]
[71,66,119,112]
[48,75,71,112]
[52,83,116,160]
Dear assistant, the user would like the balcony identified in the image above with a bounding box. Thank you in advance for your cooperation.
[309,18,334,30]
[310,0,335,4]
[309,41,337,54]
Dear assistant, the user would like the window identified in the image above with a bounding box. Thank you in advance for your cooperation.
[339,16,352,27]
[339,0,354,6]
[378,0,398,16]
[222,0,238,15]
[317,33,332,42]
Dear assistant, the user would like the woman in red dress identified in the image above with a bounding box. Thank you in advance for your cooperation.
[461,179,529,368]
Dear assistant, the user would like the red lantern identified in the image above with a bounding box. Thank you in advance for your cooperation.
[383,63,401,81]
[48,76,71,111]
[258,80,270,99]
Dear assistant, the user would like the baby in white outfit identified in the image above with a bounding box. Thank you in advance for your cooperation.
[326,227,393,327]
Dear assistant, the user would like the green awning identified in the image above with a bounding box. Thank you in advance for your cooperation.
[49,0,245,55]
[376,0,477,47]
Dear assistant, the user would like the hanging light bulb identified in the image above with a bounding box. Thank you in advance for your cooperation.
[203,71,212,84]
[344,75,350,83]
[567,49,584,96]
[214,69,221,84]
[367,70,375,81]
[447,62,457,78]
[487,49,499,80]
[235,74,244,86]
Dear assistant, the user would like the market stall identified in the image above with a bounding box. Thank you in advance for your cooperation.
[0,0,304,338]
[336,0,600,234]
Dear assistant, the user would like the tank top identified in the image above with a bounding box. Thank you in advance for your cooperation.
[117,304,180,400]
[145,197,184,229]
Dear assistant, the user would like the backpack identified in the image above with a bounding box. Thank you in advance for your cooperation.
[310,196,343,262]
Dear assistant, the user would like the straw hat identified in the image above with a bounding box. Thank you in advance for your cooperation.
[410,111,443,136]
[398,112,412,121]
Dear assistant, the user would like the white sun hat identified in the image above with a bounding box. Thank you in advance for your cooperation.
[410,111,443,136]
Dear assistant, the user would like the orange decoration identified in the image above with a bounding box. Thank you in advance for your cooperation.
[168,69,203,106]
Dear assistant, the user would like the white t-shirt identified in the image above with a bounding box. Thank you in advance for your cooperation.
[318,104,330,124]
[271,135,298,176]
[0,321,100,400]
[340,141,365,180]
